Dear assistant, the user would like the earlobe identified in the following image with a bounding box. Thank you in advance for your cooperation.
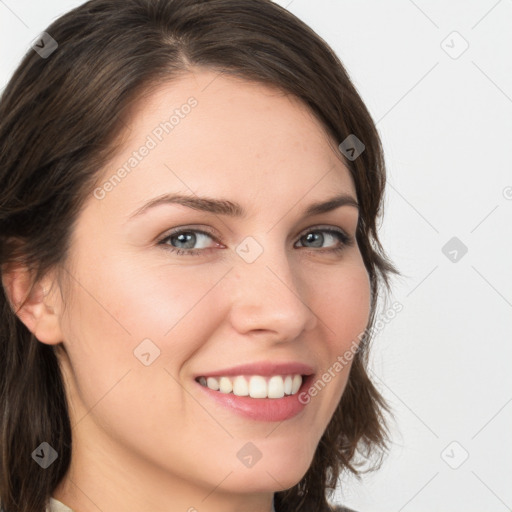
[1,265,64,345]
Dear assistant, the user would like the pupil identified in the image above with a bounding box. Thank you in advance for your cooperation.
[305,232,322,248]
[174,232,195,248]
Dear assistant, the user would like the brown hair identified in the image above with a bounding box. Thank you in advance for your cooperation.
[0,1,398,511]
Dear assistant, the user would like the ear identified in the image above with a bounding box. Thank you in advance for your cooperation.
[1,264,64,345]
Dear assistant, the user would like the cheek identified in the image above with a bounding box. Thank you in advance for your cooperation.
[302,260,370,417]
[61,250,230,366]
[111,259,232,342]
[57,252,225,443]
[314,260,371,346]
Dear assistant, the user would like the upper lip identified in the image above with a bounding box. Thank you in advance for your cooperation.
[195,361,315,378]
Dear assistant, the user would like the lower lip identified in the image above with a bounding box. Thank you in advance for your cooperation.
[195,375,314,422]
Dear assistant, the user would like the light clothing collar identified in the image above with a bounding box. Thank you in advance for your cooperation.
[46,498,73,512]
[48,494,277,511]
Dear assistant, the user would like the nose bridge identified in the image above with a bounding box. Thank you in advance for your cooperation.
[227,235,317,336]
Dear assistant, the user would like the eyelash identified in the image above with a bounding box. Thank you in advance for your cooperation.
[157,226,354,256]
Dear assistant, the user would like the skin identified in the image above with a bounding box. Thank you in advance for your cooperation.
[5,69,370,512]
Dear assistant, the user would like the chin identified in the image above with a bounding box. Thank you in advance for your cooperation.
[224,451,313,493]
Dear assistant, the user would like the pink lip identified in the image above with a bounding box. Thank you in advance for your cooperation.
[195,374,315,422]
[194,361,315,378]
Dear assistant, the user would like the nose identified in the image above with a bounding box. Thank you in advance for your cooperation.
[225,241,318,342]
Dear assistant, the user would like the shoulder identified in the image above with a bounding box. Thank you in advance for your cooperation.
[330,506,359,512]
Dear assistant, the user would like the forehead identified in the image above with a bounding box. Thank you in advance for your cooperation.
[93,68,355,216]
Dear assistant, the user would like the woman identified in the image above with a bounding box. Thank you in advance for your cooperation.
[0,1,398,511]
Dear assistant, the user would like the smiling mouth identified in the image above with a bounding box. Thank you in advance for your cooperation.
[195,374,305,399]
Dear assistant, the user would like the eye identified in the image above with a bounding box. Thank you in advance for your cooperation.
[158,228,220,256]
[295,227,353,253]
[157,226,354,256]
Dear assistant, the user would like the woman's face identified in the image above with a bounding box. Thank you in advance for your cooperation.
[51,69,370,510]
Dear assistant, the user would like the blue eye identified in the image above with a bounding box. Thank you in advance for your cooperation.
[158,227,353,256]
[296,228,353,252]
[160,230,217,255]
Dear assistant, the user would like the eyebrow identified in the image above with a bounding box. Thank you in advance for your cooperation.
[127,192,359,221]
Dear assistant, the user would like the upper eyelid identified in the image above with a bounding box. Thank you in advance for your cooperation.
[158,224,351,245]
[157,226,219,243]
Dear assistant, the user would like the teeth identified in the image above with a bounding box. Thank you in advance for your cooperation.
[267,376,285,399]
[233,375,249,396]
[197,374,304,399]
[284,375,292,395]
[219,377,233,394]
[249,376,267,398]
[291,374,302,394]
[206,377,219,390]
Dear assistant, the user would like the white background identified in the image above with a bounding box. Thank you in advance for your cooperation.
[1,1,511,511]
